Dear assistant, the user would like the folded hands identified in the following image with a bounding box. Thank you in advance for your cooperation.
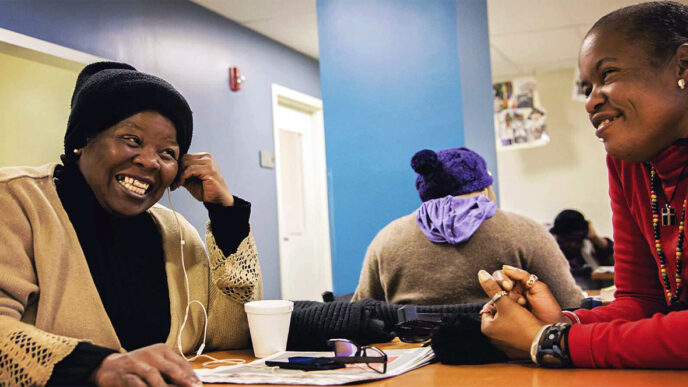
[477,265,572,359]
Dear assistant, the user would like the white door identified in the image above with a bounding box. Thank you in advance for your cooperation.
[272,84,332,301]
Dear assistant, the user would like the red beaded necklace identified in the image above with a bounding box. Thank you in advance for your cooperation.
[648,164,687,310]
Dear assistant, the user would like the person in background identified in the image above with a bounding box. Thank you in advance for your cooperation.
[0,62,261,386]
[550,209,614,288]
[352,147,583,308]
[478,1,688,369]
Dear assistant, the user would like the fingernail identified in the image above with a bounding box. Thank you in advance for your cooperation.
[478,270,492,282]
[502,265,517,271]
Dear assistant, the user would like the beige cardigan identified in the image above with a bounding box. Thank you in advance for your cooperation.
[0,164,262,386]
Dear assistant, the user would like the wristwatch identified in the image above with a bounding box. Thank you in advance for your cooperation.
[530,323,572,368]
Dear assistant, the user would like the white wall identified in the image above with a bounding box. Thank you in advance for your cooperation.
[496,68,613,238]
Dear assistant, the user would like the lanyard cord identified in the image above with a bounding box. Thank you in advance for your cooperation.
[652,162,688,208]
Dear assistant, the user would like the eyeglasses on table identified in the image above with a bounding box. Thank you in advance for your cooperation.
[328,338,388,374]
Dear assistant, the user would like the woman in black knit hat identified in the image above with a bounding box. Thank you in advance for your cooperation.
[0,62,261,386]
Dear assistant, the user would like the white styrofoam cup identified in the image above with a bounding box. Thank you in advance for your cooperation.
[244,300,294,358]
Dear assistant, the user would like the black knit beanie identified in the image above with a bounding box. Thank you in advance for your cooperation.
[63,62,193,163]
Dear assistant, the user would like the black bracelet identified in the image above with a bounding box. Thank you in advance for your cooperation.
[536,323,572,368]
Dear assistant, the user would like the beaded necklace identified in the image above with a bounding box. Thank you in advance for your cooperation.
[648,164,687,311]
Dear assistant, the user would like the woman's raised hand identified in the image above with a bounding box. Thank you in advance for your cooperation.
[173,152,234,206]
[91,343,202,387]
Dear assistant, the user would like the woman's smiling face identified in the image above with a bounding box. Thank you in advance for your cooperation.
[78,111,180,217]
[578,27,688,162]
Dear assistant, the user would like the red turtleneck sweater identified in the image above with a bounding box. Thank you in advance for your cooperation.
[568,140,688,368]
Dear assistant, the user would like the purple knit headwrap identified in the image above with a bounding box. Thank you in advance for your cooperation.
[411,147,493,202]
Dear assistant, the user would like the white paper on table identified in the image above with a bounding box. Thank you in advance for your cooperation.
[195,347,435,385]
[592,266,615,274]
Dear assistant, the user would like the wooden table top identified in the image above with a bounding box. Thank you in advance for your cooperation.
[192,340,688,387]
[591,271,614,281]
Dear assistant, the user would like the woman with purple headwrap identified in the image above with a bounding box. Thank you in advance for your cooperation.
[352,147,583,308]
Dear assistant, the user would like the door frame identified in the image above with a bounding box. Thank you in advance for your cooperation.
[271,83,333,299]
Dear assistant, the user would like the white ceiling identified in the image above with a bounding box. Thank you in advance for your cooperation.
[487,0,655,76]
[191,0,319,59]
[191,0,685,77]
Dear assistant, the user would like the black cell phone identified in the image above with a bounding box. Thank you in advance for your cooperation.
[265,357,345,371]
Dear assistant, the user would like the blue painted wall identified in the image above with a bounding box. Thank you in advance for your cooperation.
[0,0,322,299]
[456,0,498,197]
[317,0,494,294]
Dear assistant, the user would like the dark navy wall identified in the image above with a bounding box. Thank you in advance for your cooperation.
[0,0,322,299]
[317,0,495,294]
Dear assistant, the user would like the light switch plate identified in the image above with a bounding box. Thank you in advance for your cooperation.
[259,150,275,169]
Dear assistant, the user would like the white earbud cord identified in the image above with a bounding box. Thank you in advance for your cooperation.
[166,189,245,368]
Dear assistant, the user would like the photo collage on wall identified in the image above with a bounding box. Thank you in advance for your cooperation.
[493,77,549,150]
[571,68,588,102]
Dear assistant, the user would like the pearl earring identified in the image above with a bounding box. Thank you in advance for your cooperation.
[73,148,82,155]
[679,79,686,90]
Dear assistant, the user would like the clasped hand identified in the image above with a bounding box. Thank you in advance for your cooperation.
[477,265,571,359]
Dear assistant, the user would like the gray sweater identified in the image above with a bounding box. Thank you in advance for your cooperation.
[352,209,584,308]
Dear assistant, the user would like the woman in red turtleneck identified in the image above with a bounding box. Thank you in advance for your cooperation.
[475,2,688,368]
